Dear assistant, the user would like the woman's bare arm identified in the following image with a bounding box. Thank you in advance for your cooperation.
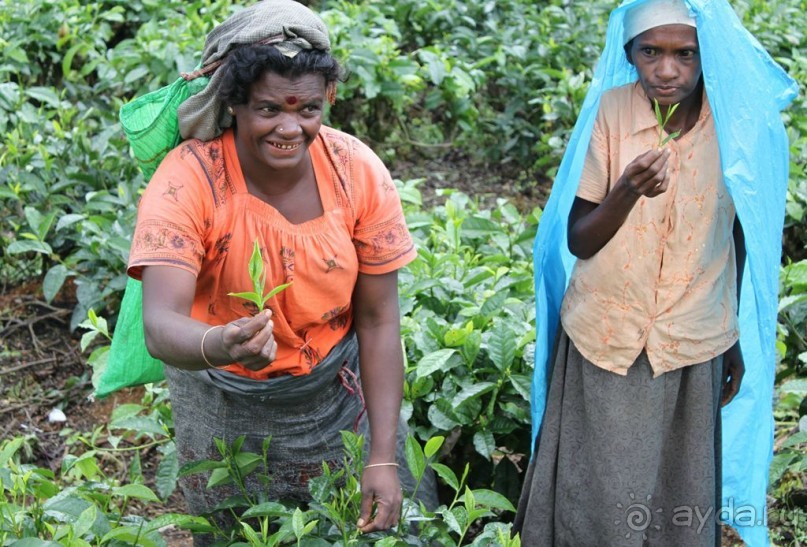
[141,265,277,371]
[568,148,670,258]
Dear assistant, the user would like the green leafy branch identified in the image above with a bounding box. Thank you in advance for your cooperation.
[228,240,291,311]
[654,98,681,147]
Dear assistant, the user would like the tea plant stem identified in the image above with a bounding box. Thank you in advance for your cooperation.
[119,497,131,526]
[783,314,807,349]
[486,385,501,416]
[397,476,425,535]
[260,517,269,543]
[81,438,169,452]
[132,519,146,546]
[225,447,257,506]
[0,357,58,375]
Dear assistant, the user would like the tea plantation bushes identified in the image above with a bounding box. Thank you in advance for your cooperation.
[324,0,613,177]
[398,184,539,498]
[0,0,236,326]
[1,0,806,540]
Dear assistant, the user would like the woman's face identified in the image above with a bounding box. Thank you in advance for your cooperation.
[231,71,326,174]
[629,24,702,106]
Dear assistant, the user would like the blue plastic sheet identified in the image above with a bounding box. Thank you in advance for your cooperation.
[529,1,798,544]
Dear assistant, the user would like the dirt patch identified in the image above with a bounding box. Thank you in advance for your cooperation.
[390,150,550,212]
[0,283,192,544]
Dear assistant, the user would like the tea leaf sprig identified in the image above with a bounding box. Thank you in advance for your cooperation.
[228,240,291,311]
[653,98,681,147]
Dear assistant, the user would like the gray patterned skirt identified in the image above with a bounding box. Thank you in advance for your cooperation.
[165,331,437,544]
[514,329,723,547]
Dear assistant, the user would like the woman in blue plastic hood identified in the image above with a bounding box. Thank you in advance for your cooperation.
[514,0,797,545]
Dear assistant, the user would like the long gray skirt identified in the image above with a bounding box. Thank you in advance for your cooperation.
[514,329,723,547]
[165,332,437,544]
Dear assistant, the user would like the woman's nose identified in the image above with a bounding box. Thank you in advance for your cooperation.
[657,55,679,80]
[277,114,303,136]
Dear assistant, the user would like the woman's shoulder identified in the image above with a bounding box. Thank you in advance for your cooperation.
[593,82,642,132]
[318,124,363,148]
[318,125,384,167]
[315,125,390,202]
[147,135,230,197]
[599,82,636,110]
[153,136,226,177]
[176,135,228,172]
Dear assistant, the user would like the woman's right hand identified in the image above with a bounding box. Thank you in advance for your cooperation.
[617,147,670,198]
[216,309,278,371]
[357,465,403,533]
[567,147,671,259]
[143,266,277,371]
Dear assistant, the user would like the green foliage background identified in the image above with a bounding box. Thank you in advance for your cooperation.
[1,0,806,544]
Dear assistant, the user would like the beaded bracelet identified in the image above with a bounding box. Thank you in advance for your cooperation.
[201,325,224,369]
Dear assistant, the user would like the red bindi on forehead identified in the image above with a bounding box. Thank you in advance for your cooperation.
[285,96,298,105]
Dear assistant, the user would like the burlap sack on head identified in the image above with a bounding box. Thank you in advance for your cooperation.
[177,0,331,142]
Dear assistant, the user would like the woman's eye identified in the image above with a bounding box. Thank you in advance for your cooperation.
[642,47,658,56]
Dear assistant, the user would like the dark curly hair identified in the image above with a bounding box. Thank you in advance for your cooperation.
[624,39,635,64]
[217,44,345,106]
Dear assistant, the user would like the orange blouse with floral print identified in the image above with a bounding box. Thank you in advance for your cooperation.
[561,82,739,376]
[128,126,416,379]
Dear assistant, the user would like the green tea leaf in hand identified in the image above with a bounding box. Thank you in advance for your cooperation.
[228,239,292,313]
[228,291,263,309]
[247,240,265,296]
[653,98,680,148]
[262,282,293,307]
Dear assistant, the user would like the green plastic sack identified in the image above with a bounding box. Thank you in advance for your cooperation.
[98,73,211,397]
[95,277,164,398]
[119,74,209,180]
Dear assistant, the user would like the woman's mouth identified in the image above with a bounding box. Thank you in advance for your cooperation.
[269,141,302,151]
[654,86,678,96]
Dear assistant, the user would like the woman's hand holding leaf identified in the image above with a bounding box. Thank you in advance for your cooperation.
[617,147,670,199]
[211,310,278,371]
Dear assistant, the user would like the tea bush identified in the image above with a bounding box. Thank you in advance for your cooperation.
[1,0,806,543]
[397,182,538,500]
[1,409,521,546]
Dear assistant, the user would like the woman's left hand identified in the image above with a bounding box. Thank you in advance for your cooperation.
[721,341,745,407]
[356,465,402,533]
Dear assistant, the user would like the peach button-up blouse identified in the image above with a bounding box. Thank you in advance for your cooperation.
[561,82,739,376]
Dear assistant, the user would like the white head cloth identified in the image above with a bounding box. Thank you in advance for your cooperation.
[623,0,696,44]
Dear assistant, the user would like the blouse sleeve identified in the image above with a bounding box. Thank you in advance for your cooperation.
[349,140,417,275]
[576,105,611,204]
[127,142,210,280]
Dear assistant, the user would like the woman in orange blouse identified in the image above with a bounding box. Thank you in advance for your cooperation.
[128,1,435,542]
